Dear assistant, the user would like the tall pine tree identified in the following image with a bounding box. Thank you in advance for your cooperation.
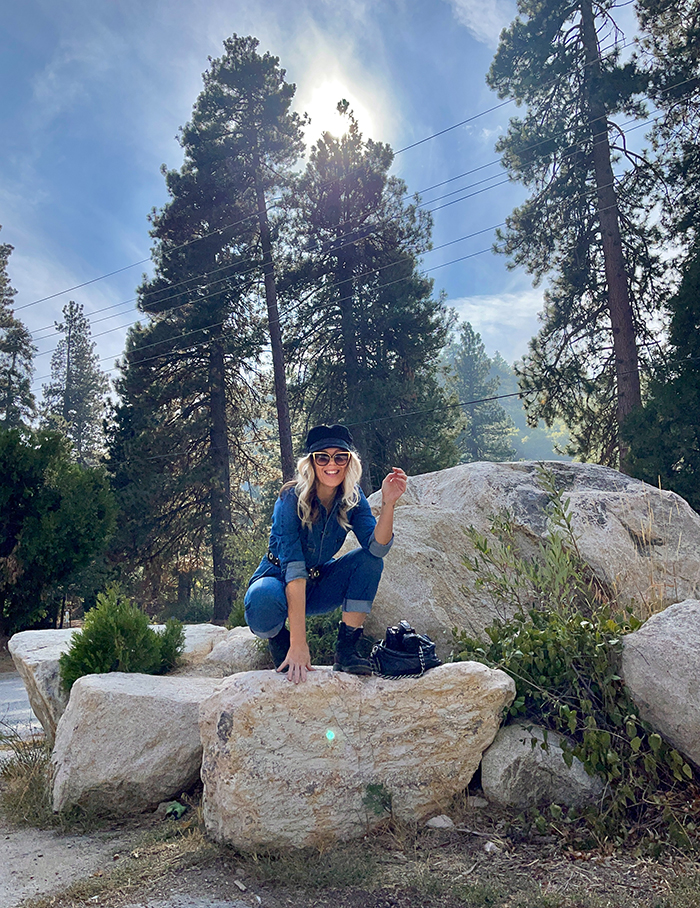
[286,106,459,490]
[442,323,517,462]
[623,246,700,511]
[42,300,109,464]
[109,36,303,620]
[0,230,36,427]
[487,0,661,466]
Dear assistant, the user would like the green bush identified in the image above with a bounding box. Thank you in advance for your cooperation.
[59,586,185,691]
[453,466,697,847]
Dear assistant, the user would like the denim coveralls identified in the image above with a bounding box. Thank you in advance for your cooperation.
[244,486,393,639]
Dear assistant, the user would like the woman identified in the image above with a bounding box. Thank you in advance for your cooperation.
[245,424,407,683]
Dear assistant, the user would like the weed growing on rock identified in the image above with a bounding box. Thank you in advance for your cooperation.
[59,585,185,691]
[453,466,698,849]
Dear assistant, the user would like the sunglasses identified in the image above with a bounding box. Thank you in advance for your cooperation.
[312,451,351,466]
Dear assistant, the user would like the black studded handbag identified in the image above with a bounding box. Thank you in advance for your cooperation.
[369,620,442,677]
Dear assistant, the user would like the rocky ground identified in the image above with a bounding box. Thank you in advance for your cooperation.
[2,790,700,908]
[3,637,700,908]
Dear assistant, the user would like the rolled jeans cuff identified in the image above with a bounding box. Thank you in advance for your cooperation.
[343,598,373,614]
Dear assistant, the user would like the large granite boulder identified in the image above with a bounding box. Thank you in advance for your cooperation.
[622,598,700,769]
[359,462,700,654]
[52,673,221,814]
[481,722,604,808]
[9,624,227,743]
[199,662,515,850]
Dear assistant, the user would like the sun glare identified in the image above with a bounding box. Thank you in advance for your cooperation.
[298,79,377,149]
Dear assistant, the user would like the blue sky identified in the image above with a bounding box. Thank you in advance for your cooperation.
[1,0,580,396]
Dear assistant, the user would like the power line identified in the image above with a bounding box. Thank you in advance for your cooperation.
[25,102,658,361]
[14,36,644,313]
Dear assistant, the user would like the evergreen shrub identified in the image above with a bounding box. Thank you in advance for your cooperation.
[452,467,698,847]
[59,586,185,691]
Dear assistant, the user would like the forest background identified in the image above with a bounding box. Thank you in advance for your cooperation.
[1,0,698,634]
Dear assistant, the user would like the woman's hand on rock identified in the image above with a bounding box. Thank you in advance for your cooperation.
[278,641,314,684]
[381,467,407,506]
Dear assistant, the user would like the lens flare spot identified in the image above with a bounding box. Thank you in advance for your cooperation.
[326,729,336,741]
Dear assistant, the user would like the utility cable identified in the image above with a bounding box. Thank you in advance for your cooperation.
[14,36,646,312]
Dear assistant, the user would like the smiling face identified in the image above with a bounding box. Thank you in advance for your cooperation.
[312,447,350,500]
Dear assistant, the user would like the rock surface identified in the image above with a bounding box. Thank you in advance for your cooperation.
[202,626,269,675]
[199,661,515,849]
[622,598,700,768]
[52,673,221,814]
[481,722,604,808]
[9,623,226,742]
[358,462,700,654]
[7,629,74,744]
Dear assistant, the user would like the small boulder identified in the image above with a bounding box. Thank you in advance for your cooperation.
[622,599,700,768]
[199,661,515,849]
[9,624,226,741]
[52,673,221,814]
[8,629,75,744]
[203,626,269,675]
[481,722,604,808]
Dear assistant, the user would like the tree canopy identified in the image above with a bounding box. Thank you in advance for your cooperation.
[0,427,115,636]
[489,0,662,466]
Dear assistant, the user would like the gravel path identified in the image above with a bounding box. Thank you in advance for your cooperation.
[0,818,139,908]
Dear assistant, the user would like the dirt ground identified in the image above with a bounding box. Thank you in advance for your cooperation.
[3,796,700,908]
[2,635,699,908]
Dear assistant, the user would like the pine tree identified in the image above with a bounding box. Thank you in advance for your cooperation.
[109,35,303,620]
[286,107,459,489]
[442,323,517,462]
[623,246,700,511]
[42,301,109,464]
[0,230,36,427]
[487,0,660,466]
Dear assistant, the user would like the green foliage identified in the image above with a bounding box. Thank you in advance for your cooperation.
[226,525,270,627]
[59,586,184,691]
[624,246,700,513]
[441,322,517,463]
[488,0,658,465]
[362,782,393,817]
[489,353,571,461]
[454,467,697,844]
[0,230,36,428]
[41,300,109,465]
[0,426,116,636]
[285,107,459,490]
[107,34,297,622]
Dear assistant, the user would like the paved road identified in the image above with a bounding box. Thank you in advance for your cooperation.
[0,671,42,738]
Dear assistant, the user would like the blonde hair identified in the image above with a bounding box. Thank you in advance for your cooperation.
[281,451,363,530]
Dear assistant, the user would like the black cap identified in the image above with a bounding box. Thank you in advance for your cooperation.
[305,424,354,454]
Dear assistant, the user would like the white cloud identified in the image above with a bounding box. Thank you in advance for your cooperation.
[444,0,516,47]
[449,289,544,363]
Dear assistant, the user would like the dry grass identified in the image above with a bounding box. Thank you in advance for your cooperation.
[0,723,55,827]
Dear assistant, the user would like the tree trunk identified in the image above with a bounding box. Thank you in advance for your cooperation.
[336,241,373,493]
[177,571,193,612]
[580,0,641,467]
[209,335,235,622]
[253,157,295,482]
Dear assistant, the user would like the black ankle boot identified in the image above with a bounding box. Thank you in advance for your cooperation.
[268,625,290,671]
[333,621,372,675]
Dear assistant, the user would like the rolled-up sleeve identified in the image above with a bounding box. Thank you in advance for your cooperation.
[271,492,309,584]
[351,488,394,558]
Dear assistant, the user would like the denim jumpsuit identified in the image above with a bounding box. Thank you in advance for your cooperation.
[244,486,392,639]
